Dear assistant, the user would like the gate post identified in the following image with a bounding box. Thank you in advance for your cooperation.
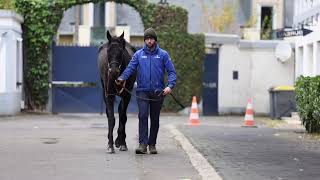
[0,10,24,116]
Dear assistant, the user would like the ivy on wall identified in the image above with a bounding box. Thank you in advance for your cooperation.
[14,0,205,111]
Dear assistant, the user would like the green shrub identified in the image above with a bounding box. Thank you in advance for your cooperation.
[159,32,204,111]
[295,76,320,133]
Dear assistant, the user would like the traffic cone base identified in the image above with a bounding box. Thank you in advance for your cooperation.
[190,119,200,125]
[189,96,200,126]
[242,121,257,128]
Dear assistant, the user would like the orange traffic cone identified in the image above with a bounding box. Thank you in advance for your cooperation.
[242,99,257,128]
[189,96,200,125]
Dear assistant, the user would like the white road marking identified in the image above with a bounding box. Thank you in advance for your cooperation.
[166,124,223,180]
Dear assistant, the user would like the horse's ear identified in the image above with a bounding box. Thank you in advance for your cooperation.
[120,31,125,48]
[120,31,124,39]
[107,31,112,42]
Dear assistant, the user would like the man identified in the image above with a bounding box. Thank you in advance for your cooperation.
[117,27,177,154]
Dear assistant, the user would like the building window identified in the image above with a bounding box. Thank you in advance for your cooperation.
[94,2,105,27]
[233,71,238,80]
[79,5,83,25]
[261,7,273,40]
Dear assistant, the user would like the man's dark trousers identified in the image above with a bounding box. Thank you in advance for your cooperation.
[136,91,164,146]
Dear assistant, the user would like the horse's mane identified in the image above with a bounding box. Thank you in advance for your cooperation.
[126,42,136,53]
[98,43,108,53]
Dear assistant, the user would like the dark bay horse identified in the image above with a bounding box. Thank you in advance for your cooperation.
[98,31,136,153]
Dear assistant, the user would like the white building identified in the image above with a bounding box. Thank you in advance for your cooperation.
[0,10,24,116]
[57,2,131,45]
[294,0,320,77]
[57,0,293,45]
[206,34,295,115]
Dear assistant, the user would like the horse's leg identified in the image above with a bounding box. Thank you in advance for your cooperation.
[106,95,116,154]
[114,98,123,148]
[101,79,108,116]
[116,95,131,151]
[101,78,107,105]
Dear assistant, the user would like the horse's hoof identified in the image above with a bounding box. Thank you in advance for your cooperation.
[115,139,120,148]
[107,145,115,154]
[119,145,128,151]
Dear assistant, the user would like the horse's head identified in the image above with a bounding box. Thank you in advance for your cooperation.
[106,30,126,80]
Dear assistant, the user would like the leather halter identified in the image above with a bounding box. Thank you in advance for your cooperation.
[104,48,126,97]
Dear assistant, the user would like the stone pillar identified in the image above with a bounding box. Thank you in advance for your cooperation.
[78,3,94,45]
[313,42,320,75]
[105,1,116,32]
[0,34,6,93]
[295,46,303,78]
[303,44,314,76]
[0,10,23,116]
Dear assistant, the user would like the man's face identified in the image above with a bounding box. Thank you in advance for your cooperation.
[145,37,156,48]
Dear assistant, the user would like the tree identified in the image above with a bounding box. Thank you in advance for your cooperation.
[200,0,236,33]
[0,0,14,9]
[261,16,272,40]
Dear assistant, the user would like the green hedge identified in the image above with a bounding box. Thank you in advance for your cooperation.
[295,76,320,133]
[152,5,188,33]
[158,32,204,111]
[14,0,205,111]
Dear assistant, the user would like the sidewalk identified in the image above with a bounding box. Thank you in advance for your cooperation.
[177,116,320,180]
[0,113,200,180]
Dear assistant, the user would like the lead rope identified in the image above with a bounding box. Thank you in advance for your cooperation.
[123,87,186,110]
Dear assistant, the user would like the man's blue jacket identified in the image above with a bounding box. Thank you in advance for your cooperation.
[119,44,177,92]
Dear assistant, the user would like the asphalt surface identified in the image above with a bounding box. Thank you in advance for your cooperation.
[0,114,200,180]
[178,116,320,180]
[1,114,319,180]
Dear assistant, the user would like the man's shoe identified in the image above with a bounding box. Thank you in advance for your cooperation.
[135,144,147,154]
[148,145,158,154]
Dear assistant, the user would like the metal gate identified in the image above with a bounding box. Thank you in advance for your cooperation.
[51,44,138,113]
[202,50,219,115]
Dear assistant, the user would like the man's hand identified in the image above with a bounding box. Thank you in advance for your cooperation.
[162,87,172,96]
[115,77,125,86]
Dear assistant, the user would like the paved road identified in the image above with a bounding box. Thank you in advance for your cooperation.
[1,114,318,180]
[178,116,320,180]
[0,114,200,180]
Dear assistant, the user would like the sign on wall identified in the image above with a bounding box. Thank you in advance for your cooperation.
[276,28,313,39]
